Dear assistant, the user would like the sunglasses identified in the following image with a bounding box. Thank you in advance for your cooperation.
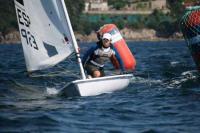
[103,39,110,42]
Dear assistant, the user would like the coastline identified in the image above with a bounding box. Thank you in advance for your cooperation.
[0,31,21,44]
[0,29,183,44]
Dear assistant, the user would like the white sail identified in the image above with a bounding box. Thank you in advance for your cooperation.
[14,0,132,97]
[14,0,74,72]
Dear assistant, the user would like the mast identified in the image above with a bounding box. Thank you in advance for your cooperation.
[60,0,86,79]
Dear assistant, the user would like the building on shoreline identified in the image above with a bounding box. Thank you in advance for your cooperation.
[85,0,108,12]
[125,0,167,10]
[183,1,200,7]
[84,0,169,14]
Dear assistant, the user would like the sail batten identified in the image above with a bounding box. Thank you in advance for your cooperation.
[14,0,74,72]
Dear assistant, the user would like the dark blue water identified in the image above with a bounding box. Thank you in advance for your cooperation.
[1,41,200,133]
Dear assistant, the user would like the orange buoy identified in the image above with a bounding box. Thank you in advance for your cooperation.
[98,24,136,71]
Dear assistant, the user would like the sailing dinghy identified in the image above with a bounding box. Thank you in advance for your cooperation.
[14,0,134,97]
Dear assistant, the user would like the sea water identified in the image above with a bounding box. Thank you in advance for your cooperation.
[0,41,200,133]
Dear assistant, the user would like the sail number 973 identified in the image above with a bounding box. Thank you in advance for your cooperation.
[17,8,39,50]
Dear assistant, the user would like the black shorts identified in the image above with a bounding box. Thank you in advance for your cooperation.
[84,62,105,77]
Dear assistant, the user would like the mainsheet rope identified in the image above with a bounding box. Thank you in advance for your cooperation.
[29,53,81,78]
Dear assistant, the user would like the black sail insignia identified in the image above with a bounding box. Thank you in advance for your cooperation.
[16,0,24,6]
[43,42,58,57]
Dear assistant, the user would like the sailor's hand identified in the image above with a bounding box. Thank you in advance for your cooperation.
[78,47,81,52]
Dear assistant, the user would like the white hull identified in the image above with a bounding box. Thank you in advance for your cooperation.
[60,74,133,97]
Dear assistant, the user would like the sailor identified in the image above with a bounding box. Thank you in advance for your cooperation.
[82,33,123,78]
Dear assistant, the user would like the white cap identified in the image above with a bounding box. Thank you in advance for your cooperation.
[102,33,112,40]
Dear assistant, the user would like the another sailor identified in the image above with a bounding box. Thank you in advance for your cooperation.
[82,33,123,78]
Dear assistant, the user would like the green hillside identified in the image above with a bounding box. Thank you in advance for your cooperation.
[0,0,84,35]
[0,0,195,37]
[0,1,16,33]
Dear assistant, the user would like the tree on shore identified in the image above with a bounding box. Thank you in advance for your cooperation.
[108,0,129,10]
[0,0,191,37]
[0,0,84,34]
[0,1,16,35]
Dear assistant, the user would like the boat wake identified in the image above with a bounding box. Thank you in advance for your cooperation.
[129,70,200,92]
[163,70,200,89]
[131,76,162,85]
[46,87,60,95]
[8,79,47,100]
